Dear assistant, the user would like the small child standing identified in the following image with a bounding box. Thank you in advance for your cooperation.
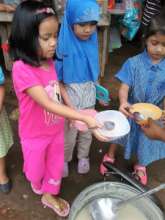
[9,1,104,217]
[0,66,13,193]
[100,12,165,185]
[56,0,100,177]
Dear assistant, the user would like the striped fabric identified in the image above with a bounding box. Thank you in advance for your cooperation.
[0,108,13,158]
[142,0,161,26]
[65,81,96,109]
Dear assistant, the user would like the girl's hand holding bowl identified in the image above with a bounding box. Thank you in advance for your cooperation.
[74,109,110,142]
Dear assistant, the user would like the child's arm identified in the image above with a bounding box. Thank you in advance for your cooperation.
[0,85,5,112]
[118,83,132,117]
[26,85,109,141]
[59,82,75,109]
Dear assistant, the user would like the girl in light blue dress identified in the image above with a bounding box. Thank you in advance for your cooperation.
[100,11,165,185]
[0,67,13,193]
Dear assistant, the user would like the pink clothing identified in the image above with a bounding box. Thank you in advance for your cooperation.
[12,60,64,139]
[12,59,65,194]
[21,134,64,195]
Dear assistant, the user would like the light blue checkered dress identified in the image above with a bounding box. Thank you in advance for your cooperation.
[0,67,13,158]
[114,50,165,166]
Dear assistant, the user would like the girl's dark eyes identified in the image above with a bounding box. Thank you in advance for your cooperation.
[151,41,165,47]
[78,22,97,27]
[41,37,49,41]
[39,35,57,41]
[151,41,158,45]
[78,23,87,27]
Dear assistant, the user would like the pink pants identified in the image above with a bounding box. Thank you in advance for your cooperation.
[21,133,64,195]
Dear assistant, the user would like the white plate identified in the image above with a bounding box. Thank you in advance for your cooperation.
[95,110,130,140]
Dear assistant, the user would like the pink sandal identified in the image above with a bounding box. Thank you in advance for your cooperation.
[41,196,70,217]
[133,165,147,185]
[100,154,115,175]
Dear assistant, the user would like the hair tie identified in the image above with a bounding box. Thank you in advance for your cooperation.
[36,7,55,15]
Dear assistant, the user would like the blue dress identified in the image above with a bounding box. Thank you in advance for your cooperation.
[114,50,165,166]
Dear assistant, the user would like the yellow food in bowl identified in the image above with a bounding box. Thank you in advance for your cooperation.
[130,103,162,125]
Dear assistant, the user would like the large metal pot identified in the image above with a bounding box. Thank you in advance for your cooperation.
[68,181,164,220]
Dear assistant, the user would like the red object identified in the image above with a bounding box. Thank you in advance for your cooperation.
[108,0,115,9]
[100,153,115,175]
[1,43,9,53]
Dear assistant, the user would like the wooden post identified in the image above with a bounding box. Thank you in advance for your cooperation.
[0,12,13,71]
[98,0,110,78]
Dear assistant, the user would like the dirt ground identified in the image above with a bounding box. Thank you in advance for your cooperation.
[1,41,165,220]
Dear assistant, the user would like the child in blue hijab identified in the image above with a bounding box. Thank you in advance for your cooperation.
[56,0,100,177]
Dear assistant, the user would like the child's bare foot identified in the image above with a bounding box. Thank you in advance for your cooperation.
[41,193,70,217]
[0,174,9,184]
[133,165,147,185]
[0,175,11,193]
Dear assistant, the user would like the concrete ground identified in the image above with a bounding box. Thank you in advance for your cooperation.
[1,42,165,220]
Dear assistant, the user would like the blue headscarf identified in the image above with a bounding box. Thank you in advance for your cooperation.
[56,0,100,84]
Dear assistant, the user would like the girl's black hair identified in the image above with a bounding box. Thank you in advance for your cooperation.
[9,0,58,66]
[143,9,165,40]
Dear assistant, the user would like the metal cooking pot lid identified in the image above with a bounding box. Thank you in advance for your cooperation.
[69,182,164,220]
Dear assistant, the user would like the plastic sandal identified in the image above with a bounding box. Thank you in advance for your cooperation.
[100,154,115,175]
[41,196,70,217]
[0,180,12,194]
[78,158,90,174]
[133,165,147,185]
[31,183,42,195]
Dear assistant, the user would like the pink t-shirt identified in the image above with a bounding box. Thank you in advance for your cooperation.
[12,60,64,139]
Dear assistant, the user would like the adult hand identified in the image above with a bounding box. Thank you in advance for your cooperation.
[141,118,165,141]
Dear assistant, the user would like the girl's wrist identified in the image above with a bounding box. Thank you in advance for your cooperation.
[120,100,128,105]
[81,115,93,128]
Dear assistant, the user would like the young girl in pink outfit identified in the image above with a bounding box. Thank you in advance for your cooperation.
[9,1,105,217]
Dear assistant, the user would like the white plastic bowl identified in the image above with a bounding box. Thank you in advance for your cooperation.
[95,110,130,141]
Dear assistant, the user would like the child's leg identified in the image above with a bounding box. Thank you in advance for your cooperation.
[41,133,69,217]
[77,130,92,174]
[21,137,52,190]
[41,134,64,194]
[133,164,147,185]
[100,143,117,175]
[64,120,78,162]
[77,130,92,159]
[63,120,78,177]
[0,156,11,193]
[0,156,8,183]
[106,143,117,159]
